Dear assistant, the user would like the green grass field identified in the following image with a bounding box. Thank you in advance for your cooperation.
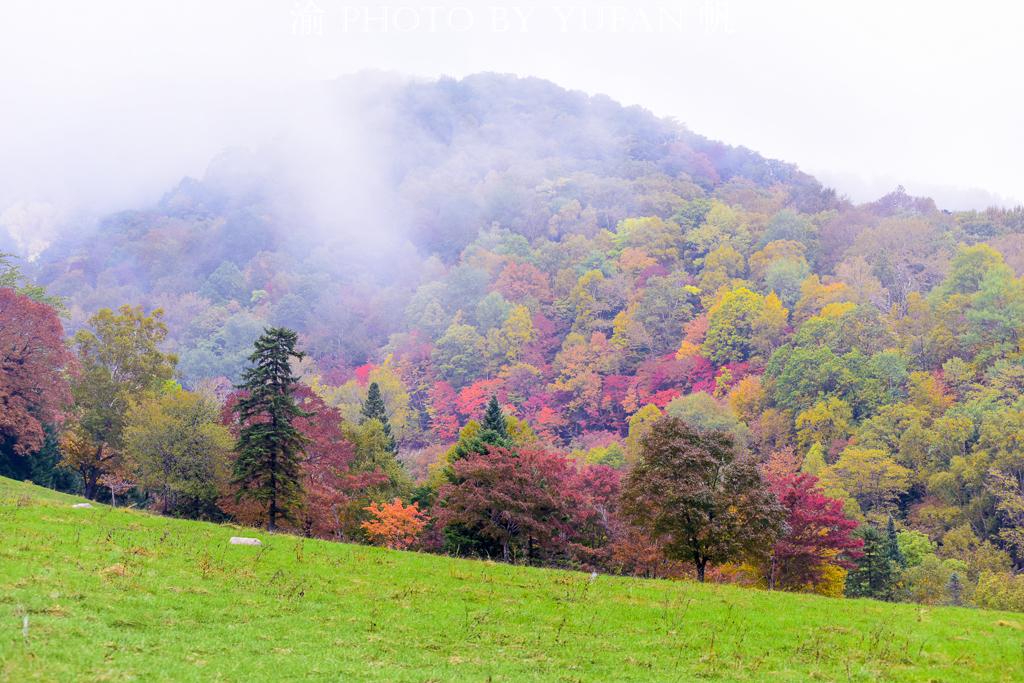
[1,477,1022,682]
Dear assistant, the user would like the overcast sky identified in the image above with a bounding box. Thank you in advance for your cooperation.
[1,0,1021,253]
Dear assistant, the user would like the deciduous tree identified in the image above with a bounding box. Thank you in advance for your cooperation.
[621,416,784,581]
[362,498,428,549]
[125,387,232,517]
[69,305,177,499]
[0,288,74,460]
[821,447,911,517]
[437,447,585,564]
[765,473,862,590]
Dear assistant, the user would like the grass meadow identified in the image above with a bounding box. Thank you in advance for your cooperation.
[1,476,1022,681]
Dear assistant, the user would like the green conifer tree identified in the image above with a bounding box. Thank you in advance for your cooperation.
[481,395,509,440]
[232,327,310,531]
[845,525,897,600]
[886,515,906,568]
[361,381,396,454]
[448,397,513,468]
[947,571,963,606]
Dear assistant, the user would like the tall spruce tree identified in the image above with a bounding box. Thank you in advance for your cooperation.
[232,327,309,531]
[947,571,963,606]
[361,382,396,454]
[885,515,906,568]
[448,396,512,468]
[845,525,897,600]
[481,395,509,439]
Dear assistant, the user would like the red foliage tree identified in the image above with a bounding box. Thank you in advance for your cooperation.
[293,387,380,539]
[571,464,622,567]
[0,288,74,455]
[623,353,709,413]
[597,375,630,431]
[685,355,718,395]
[353,363,375,385]
[528,404,568,443]
[456,378,504,421]
[522,313,561,366]
[766,472,863,590]
[436,447,587,564]
[608,525,688,579]
[427,381,460,442]
[493,260,551,304]
[499,362,545,409]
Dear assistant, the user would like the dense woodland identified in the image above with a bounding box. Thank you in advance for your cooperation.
[5,74,1024,610]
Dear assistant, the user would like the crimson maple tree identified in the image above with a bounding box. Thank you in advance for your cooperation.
[0,288,74,457]
[294,387,388,539]
[766,472,863,590]
[436,446,586,564]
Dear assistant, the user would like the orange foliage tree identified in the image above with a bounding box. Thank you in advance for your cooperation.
[361,498,428,549]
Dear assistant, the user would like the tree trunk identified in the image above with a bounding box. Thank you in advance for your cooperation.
[268,498,277,531]
[696,558,707,582]
[84,469,98,500]
[502,539,510,563]
[84,443,104,500]
[162,471,170,515]
[267,449,278,531]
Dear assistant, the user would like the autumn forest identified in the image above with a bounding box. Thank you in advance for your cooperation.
[5,73,1024,613]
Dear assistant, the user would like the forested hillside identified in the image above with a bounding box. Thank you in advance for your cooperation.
[6,73,1024,610]
[34,72,836,385]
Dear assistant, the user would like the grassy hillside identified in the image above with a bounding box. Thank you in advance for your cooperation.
[1,477,1021,682]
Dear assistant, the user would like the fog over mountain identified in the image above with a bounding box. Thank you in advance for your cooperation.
[3,1,1023,261]
[10,70,831,260]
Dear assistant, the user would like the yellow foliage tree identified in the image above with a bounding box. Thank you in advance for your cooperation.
[821,447,911,518]
[624,404,662,465]
[795,397,852,451]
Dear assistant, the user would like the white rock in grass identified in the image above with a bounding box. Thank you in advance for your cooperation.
[71,503,93,509]
[229,536,262,546]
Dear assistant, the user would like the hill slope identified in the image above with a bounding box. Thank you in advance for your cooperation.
[30,72,837,386]
[0,477,1020,682]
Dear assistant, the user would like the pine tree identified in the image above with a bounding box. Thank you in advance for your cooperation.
[845,525,897,600]
[947,571,963,606]
[441,398,515,493]
[232,327,310,531]
[361,382,396,454]
[482,395,509,440]
[886,515,906,568]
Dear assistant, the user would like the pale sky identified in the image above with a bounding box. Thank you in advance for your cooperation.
[1,0,1022,253]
